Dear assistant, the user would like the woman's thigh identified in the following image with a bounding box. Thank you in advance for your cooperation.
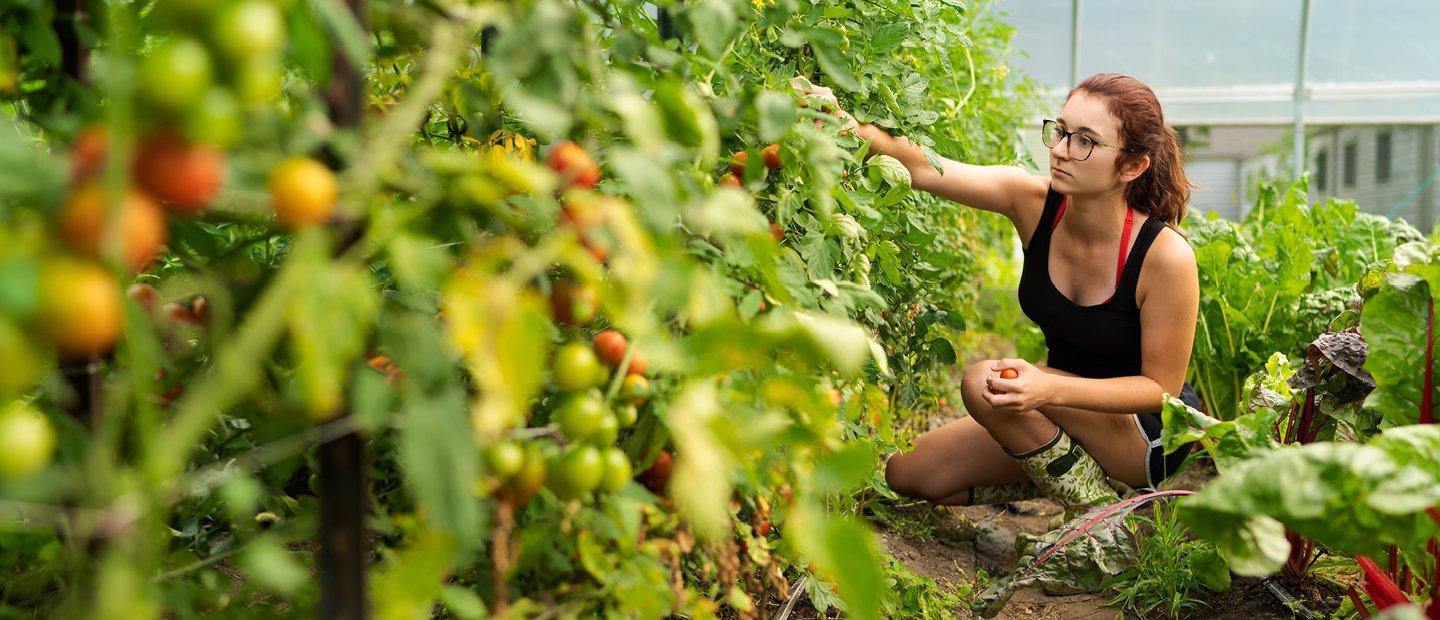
[1033,364,1152,489]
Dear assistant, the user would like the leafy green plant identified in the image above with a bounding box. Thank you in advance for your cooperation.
[1185,178,1422,421]
[1165,238,1440,615]
[1106,501,1231,619]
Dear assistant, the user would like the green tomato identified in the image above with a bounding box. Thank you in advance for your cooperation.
[552,343,605,392]
[211,1,286,63]
[594,411,619,445]
[0,319,47,400]
[549,445,603,499]
[184,88,243,148]
[500,443,547,503]
[233,56,283,106]
[0,402,56,479]
[615,404,639,428]
[139,37,214,111]
[599,447,632,493]
[555,391,606,440]
[484,440,525,480]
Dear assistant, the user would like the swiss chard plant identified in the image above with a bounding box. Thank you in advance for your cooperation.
[1185,178,1423,421]
[1165,240,1440,616]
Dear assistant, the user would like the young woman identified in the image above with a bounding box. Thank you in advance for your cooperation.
[796,73,1202,516]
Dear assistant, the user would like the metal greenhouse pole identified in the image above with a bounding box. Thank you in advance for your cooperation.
[1292,0,1313,181]
[1069,0,1082,88]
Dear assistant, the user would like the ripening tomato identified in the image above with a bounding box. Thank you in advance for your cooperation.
[625,349,648,377]
[729,151,749,177]
[1001,368,1019,379]
[70,124,108,181]
[268,157,338,229]
[499,443,547,504]
[210,0,286,64]
[135,131,226,214]
[58,183,168,273]
[620,374,649,405]
[637,449,672,495]
[555,391,607,441]
[718,173,742,188]
[615,404,639,428]
[593,330,628,366]
[546,141,600,191]
[549,280,598,328]
[484,440,526,481]
[37,257,123,360]
[762,143,782,169]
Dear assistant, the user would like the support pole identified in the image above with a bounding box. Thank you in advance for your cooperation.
[319,1,369,618]
[1292,0,1313,182]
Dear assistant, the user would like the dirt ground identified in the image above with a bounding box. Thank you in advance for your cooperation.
[762,459,1302,619]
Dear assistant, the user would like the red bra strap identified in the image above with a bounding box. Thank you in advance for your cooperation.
[1114,207,1135,288]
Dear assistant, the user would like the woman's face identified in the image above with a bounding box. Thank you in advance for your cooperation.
[1048,91,1144,195]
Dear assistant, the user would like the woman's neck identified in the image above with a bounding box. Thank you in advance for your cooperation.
[1061,188,1133,246]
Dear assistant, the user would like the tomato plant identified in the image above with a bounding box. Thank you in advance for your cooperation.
[0,0,1046,617]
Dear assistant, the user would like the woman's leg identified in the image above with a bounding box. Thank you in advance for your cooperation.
[885,360,1153,505]
[883,415,1034,505]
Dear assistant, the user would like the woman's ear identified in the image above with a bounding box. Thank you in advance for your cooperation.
[1119,154,1151,184]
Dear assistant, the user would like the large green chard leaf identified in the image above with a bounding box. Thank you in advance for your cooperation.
[1181,433,1440,574]
[1361,267,1440,426]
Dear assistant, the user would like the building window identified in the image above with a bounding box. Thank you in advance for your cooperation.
[1314,148,1328,191]
[1377,131,1392,183]
[1343,140,1357,188]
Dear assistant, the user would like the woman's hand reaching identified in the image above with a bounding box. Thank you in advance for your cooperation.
[790,76,859,135]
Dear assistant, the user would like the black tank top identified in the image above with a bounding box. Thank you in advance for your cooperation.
[1018,188,1168,379]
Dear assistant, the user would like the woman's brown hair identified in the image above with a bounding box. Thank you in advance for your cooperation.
[1069,73,1194,227]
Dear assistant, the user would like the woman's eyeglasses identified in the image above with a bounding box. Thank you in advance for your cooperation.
[1041,119,1134,161]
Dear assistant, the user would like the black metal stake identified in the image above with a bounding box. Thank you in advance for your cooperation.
[319,1,370,618]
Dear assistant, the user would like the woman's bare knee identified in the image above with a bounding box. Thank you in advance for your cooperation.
[884,451,923,499]
[960,360,1003,426]
[885,451,947,501]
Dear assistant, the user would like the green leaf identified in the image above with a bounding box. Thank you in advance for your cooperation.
[287,260,381,417]
[1361,270,1440,426]
[787,505,885,620]
[310,0,368,72]
[666,380,733,540]
[399,386,484,551]
[372,530,455,620]
[1187,544,1232,592]
[756,90,796,143]
[285,1,332,83]
[438,586,486,620]
[792,310,871,377]
[812,441,876,495]
[685,0,738,58]
[388,233,452,291]
[806,28,860,92]
[240,536,307,596]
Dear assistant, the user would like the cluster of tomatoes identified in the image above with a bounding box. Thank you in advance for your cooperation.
[476,142,675,505]
[721,144,787,244]
[0,2,351,483]
[139,0,291,145]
